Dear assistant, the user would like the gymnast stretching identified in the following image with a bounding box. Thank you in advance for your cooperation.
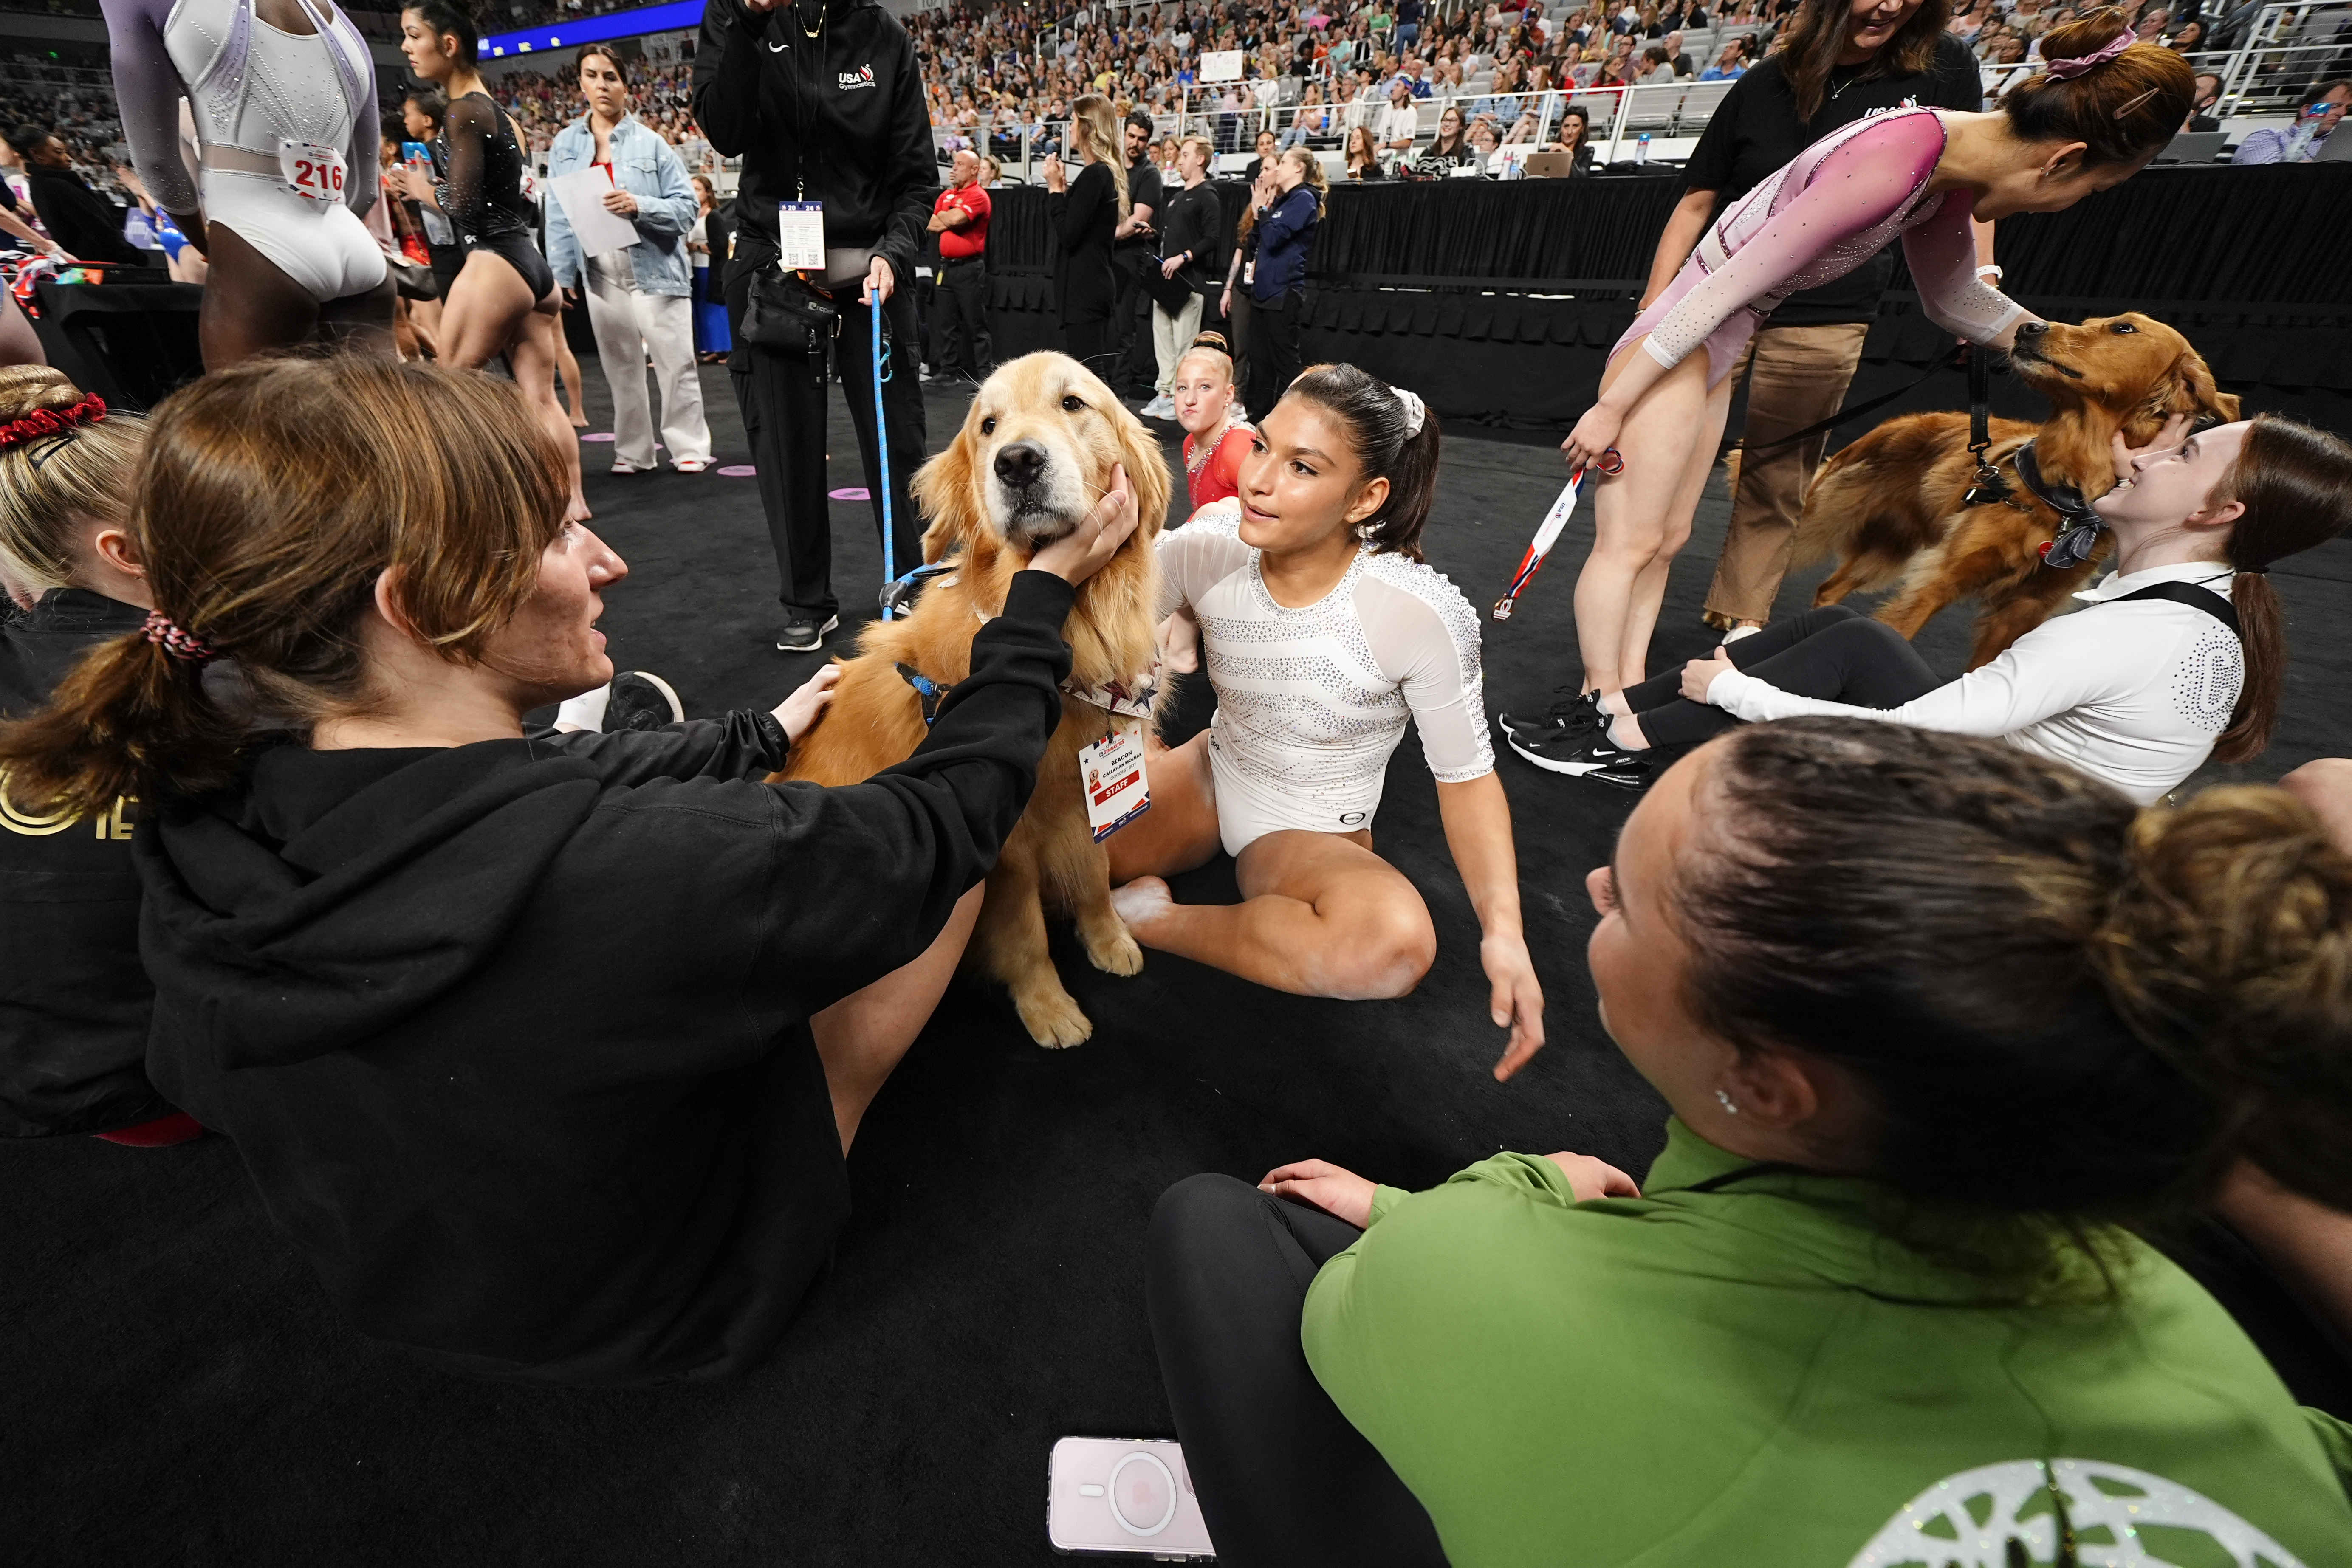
[394,0,587,520]
[1545,8,2193,710]
[1110,365,1544,1080]
[1535,414,2352,797]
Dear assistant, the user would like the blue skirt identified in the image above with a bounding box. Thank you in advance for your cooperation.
[692,266,731,353]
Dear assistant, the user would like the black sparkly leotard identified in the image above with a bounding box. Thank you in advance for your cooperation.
[434,89,554,299]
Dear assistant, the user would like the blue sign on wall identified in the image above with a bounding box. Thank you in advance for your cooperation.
[482,0,706,59]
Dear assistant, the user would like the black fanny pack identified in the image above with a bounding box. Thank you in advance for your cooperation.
[741,265,841,354]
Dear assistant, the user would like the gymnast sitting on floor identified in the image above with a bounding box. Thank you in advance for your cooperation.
[1147,721,2352,1568]
[1107,363,1544,1080]
[0,355,1137,1384]
[1519,413,2352,798]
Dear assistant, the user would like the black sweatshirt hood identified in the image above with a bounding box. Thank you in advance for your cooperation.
[138,741,603,1071]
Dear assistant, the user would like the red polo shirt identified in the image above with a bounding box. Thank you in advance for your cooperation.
[935,183,991,261]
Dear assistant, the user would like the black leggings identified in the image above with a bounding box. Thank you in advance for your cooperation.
[1625,604,1941,748]
[1146,1174,1449,1568]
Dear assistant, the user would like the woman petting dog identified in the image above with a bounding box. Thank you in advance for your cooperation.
[0,356,1138,1384]
[1533,7,2194,745]
[1109,365,1546,1081]
[1534,414,2352,796]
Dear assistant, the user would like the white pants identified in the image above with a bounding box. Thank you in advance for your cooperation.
[1152,290,1206,396]
[582,268,712,468]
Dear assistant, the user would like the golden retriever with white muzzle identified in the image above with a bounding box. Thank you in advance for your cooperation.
[782,353,1173,1047]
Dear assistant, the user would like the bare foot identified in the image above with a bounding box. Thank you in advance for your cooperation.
[1110,877,1175,945]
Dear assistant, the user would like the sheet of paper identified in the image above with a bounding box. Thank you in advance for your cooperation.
[550,166,637,257]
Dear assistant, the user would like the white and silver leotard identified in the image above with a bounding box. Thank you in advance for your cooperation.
[1158,508,1496,857]
[113,0,385,302]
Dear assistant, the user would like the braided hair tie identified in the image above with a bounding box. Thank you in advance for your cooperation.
[143,610,218,664]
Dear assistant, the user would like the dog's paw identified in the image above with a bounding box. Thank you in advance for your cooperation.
[1016,987,1095,1049]
[1082,922,1144,977]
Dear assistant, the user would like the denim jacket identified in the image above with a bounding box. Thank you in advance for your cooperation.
[545,115,698,297]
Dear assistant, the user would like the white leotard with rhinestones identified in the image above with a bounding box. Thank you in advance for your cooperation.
[1158,510,1495,856]
[151,0,385,301]
[1706,562,2244,806]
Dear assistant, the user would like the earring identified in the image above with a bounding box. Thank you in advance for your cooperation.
[1715,1089,1740,1116]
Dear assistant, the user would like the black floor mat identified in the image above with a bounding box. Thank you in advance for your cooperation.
[6,360,2348,1565]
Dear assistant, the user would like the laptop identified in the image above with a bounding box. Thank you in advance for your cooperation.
[1520,150,1579,178]
[2316,127,2352,161]
[2156,129,2227,164]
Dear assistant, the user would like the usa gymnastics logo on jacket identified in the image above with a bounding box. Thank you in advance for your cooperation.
[839,64,876,90]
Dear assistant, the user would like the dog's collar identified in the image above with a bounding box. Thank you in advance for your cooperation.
[901,653,1160,724]
[2015,440,2107,570]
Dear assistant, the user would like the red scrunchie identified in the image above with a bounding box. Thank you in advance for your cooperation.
[143,610,217,664]
[0,392,107,450]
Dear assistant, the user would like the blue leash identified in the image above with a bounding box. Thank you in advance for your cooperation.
[872,289,896,620]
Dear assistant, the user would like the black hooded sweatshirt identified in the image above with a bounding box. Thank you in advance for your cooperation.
[692,0,939,289]
[0,589,174,1137]
[137,573,1076,1385]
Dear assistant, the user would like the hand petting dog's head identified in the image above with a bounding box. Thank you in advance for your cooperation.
[915,353,1172,563]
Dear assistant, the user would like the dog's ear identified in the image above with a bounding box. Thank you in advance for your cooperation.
[1113,403,1175,544]
[2172,351,2240,424]
[912,410,983,566]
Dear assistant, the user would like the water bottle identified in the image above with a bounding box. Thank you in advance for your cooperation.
[1635,132,1651,164]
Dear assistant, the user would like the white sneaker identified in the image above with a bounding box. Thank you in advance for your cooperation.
[611,458,652,475]
[1722,623,1763,644]
[672,456,712,473]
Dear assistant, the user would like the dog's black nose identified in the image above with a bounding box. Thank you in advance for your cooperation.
[994,440,1048,489]
[2015,320,2047,342]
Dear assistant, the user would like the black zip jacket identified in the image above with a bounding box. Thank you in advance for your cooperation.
[0,589,172,1137]
[692,0,938,290]
[138,572,1077,1385]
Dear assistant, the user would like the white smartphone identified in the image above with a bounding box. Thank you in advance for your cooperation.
[1047,1436,1218,1560]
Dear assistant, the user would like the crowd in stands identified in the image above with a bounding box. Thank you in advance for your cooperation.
[491,55,709,159]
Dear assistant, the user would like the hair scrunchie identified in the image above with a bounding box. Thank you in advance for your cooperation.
[1391,384,1426,437]
[143,610,217,664]
[0,392,107,451]
[2042,29,2135,80]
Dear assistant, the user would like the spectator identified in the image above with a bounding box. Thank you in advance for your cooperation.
[1146,135,1224,420]
[1700,39,1749,76]
[545,46,713,478]
[1378,76,1423,155]
[1551,102,1597,171]
[2168,17,2204,52]
[1044,94,1127,378]
[4,126,140,267]
[689,174,731,364]
[1662,27,1695,73]
[2187,69,2222,131]
[1242,147,1322,418]
[694,0,936,654]
[1639,42,1676,81]
[1243,126,1282,183]
[1468,117,1506,170]
[1115,108,1165,397]
[928,147,993,384]
[1344,121,1389,177]
[1414,104,1478,172]
[2233,80,2348,163]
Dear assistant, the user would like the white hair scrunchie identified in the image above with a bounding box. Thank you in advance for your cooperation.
[1391,384,1426,437]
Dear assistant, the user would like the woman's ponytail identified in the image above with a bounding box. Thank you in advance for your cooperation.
[2209,416,2352,764]
[2092,786,2352,1213]
[0,629,234,823]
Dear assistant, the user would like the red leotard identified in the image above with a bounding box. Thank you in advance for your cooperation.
[1183,417,1256,512]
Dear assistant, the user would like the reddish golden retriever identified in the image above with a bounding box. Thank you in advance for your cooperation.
[1792,313,2239,666]
[782,353,1172,1047]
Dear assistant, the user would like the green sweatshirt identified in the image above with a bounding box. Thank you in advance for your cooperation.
[1302,1120,2352,1568]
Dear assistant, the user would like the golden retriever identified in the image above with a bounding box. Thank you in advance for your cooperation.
[782,352,1173,1047]
[1790,313,2239,667]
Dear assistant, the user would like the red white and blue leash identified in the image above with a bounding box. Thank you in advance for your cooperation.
[1491,448,1619,621]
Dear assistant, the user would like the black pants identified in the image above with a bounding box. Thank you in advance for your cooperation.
[1146,1174,1450,1568]
[1625,604,1940,748]
[726,239,927,622]
[935,256,991,379]
[1114,251,1158,394]
[1063,315,1113,380]
[1247,290,1303,422]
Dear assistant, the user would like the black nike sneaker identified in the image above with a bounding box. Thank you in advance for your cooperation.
[1507,725,1641,776]
[1496,687,1606,744]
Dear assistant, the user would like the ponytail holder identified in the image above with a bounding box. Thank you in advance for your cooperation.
[143,610,217,664]
[2043,29,2134,79]
[2235,563,2269,576]
[0,392,107,450]
[1391,383,1426,436]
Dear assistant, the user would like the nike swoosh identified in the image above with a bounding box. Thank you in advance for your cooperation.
[768,39,786,50]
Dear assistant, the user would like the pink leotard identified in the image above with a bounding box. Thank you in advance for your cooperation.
[1615,108,2024,385]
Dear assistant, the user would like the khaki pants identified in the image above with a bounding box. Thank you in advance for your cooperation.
[1703,320,1871,628]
